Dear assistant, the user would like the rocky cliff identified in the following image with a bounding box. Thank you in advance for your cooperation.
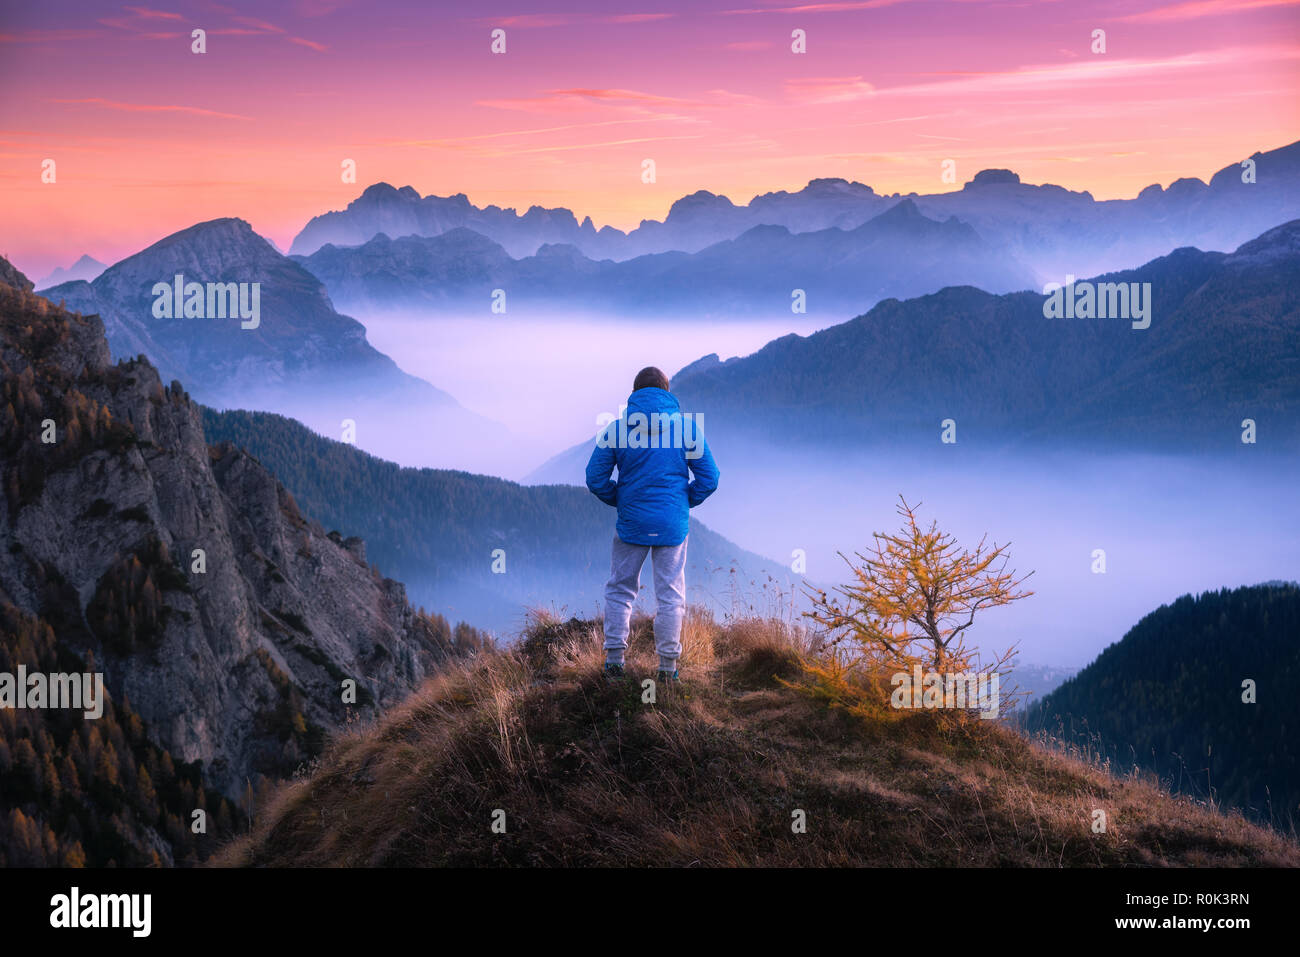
[0,264,459,797]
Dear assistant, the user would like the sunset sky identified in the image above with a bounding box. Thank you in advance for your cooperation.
[2,0,1298,278]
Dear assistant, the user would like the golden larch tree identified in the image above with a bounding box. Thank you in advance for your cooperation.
[801,497,1033,717]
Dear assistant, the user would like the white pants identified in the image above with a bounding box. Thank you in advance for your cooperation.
[602,535,688,670]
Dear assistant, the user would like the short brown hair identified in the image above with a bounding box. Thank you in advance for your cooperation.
[633,366,670,392]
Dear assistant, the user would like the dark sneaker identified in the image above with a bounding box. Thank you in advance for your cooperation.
[603,662,626,683]
[656,669,680,684]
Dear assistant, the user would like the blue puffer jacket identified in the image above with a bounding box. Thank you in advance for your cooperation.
[585,387,720,547]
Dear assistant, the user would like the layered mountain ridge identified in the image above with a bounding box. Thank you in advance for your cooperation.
[294,198,1035,319]
[290,140,1300,283]
[39,219,509,472]
[527,220,1300,482]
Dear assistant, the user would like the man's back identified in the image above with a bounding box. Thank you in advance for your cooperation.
[585,386,719,547]
[585,369,720,683]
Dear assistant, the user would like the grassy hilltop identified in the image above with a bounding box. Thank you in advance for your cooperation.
[216,610,1299,868]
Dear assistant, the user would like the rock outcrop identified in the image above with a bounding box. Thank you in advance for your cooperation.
[0,269,456,796]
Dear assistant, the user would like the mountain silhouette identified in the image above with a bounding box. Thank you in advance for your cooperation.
[290,140,1300,281]
[527,220,1300,482]
[295,200,1034,319]
[41,219,510,472]
[36,254,106,289]
[665,220,1300,453]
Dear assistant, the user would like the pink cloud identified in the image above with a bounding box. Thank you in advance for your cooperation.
[388,118,686,146]
[296,0,348,14]
[480,11,676,28]
[489,14,575,28]
[785,76,875,103]
[50,97,251,120]
[1120,0,1300,22]
[478,87,761,116]
[604,13,676,22]
[0,29,103,43]
[554,88,694,105]
[724,0,912,14]
[876,46,1300,98]
[231,16,286,34]
[123,6,183,19]
[499,134,704,156]
[479,88,694,113]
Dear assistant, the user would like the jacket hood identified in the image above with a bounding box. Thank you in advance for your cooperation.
[626,387,680,416]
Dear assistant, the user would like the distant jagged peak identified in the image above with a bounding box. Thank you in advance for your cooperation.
[349,182,426,206]
[1165,176,1210,197]
[876,196,925,218]
[665,189,738,220]
[37,253,107,289]
[749,177,877,204]
[1208,139,1300,189]
[864,197,957,230]
[357,181,404,201]
[520,204,580,227]
[802,176,875,195]
[964,169,1022,188]
[153,216,258,242]
[102,217,286,277]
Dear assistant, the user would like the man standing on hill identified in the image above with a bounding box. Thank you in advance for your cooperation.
[585,366,720,685]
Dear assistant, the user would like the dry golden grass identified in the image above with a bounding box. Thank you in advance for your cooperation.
[213,608,1300,867]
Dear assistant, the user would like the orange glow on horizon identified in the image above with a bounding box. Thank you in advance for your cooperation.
[1,0,1297,278]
